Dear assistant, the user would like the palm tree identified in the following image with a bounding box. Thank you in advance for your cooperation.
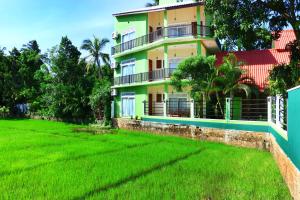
[146,0,159,7]
[81,36,110,78]
[217,53,253,99]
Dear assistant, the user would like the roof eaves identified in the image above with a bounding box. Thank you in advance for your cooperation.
[113,1,204,17]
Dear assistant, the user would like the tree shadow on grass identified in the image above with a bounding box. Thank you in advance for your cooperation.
[71,148,206,200]
[0,141,162,178]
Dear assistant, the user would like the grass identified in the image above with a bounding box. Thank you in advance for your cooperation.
[0,119,291,200]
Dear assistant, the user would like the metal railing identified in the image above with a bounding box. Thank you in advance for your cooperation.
[112,23,213,55]
[144,101,164,116]
[194,100,225,119]
[279,97,287,130]
[114,68,176,85]
[231,98,268,121]
[166,100,191,118]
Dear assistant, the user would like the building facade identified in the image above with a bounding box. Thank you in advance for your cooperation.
[111,0,219,119]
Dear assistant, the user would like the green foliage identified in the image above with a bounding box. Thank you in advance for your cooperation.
[145,0,159,7]
[218,53,253,98]
[0,119,291,199]
[171,54,255,116]
[269,63,300,97]
[205,0,300,51]
[0,106,9,118]
[171,55,218,101]
[0,41,44,114]
[89,70,112,124]
[81,36,110,78]
[0,36,112,122]
[38,37,95,120]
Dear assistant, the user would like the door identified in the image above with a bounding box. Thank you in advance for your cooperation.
[149,60,153,81]
[121,93,135,117]
[149,26,154,43]
[192,22,197,36]
[148,94,153,115]
[157,27,163,38]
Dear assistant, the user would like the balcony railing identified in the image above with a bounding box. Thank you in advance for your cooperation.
[112,23,213,55]
[114,68,177,86]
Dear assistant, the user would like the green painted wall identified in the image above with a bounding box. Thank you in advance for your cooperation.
[115,13,148,45]
[115,86,148,118]
[287,87,300,170]
[114,51,148,77]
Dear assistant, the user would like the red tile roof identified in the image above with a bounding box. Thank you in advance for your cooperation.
[216,30,294,92]
[274,30,296,50]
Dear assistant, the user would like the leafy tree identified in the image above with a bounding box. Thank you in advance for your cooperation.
[217,53,253,98]
[145,0,159,7]
[171,55,224,114]
[81,36,113,123]
[269,63,300,97]
[205,0,300,51]
[81,36,110,78]
[171,54,254,116]
[89,65,113,124]
[40,37,95,121]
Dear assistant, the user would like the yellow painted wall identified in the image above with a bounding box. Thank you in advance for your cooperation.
[148,11,164,31]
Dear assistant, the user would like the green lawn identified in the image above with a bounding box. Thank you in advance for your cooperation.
[0,119,291,200]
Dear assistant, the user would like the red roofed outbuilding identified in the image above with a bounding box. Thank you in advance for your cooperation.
[216,30,296,92]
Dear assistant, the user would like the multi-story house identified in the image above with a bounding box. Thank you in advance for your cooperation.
[111,0,220,119]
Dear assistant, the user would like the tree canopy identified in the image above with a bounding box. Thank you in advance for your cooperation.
[205,0,300,51]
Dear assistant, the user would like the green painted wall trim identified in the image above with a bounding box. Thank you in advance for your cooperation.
[286,87,300,170]
[142,117,270,133]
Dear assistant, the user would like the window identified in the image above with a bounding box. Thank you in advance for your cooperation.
[169,58,183,69]
[121,93,135,117]
[122,31,136,50]
[122,31,135,43]
[121,59,135,76]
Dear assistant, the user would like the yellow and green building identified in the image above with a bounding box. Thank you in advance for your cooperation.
[111,0,220,118]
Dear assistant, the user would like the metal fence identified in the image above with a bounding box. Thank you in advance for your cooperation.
[230,98,268,121]
[269,96,287,131]
[112,23,213,55]
[114,68,176,85]
[166,100,191,118]
[143,101,164,116]
[194,100,225,119]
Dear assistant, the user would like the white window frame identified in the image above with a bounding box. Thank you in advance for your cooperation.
[121,29,136,43]
[121,58,136,77]
[121,92,136,117]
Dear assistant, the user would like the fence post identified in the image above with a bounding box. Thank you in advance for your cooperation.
[163,100,167,117]
[190,100,195,119]
[203,96,207,118]
[225,98,231,122]
[267,97,272,123]
[276,95,280,126]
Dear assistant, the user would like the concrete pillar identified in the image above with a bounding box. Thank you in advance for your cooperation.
[190,99,195,119]
[197,41,202,56]
[164,84,168,117]
[225,98,232,122]
[111,101,115,119]
[196,6,201,36]
[164,45,169,69]
[164,10,168,37]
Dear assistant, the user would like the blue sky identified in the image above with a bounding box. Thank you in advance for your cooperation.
[0,0,148,54]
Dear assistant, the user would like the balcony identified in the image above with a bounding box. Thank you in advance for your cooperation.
[114,68,176,86]
[112,23,213,55]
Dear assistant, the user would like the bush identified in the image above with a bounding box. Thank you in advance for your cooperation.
[0,106,10,118]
